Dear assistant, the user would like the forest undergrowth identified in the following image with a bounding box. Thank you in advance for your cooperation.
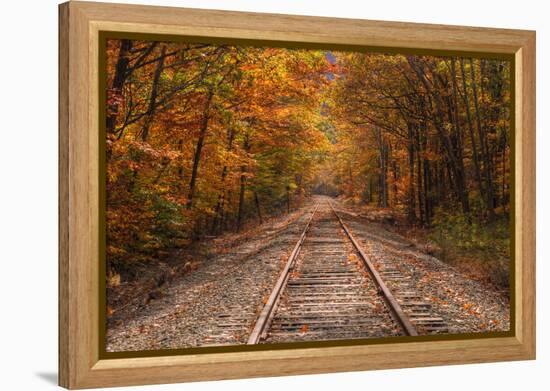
[341,196,510,292]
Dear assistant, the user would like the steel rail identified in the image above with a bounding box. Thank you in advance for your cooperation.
[329,202,418,337]
[247,203,320,344]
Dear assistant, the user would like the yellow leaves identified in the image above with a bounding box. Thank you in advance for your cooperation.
[346,253,359,267]
[107,271,121,287]
[107,245,127,257]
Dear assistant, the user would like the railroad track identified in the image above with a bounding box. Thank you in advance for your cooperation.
[207,198,446,345]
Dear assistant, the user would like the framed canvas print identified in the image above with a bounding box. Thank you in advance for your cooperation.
[59,1,536,389]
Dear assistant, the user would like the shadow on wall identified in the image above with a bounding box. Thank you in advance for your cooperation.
[35,372,57,386]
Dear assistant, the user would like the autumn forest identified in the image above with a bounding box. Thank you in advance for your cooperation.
[105,38,511,303]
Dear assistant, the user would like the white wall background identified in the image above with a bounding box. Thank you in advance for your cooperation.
[0,0,546,389]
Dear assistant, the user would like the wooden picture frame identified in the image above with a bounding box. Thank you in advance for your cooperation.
[59,1,536,388]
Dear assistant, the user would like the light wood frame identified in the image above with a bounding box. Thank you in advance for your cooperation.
[59,1,536,388]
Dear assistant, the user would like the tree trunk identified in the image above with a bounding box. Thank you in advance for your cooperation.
[422,133,431,224]
[449,59,471,219]
[237,134,250,231]
[392,159,399,206]
[286,185,291,214]
[221,191,232,232]
[365,175,373,203]
[140,45,167,142]
[107,39,133,135]
[177,139,185,190]
[368,176,374,203]
[187,87,214,209]
[415,126,425,225]
[254,191,263,224]
[407,123,417,223]
[211,128,236,234]
[470,58,495,219]
[375,128,388,208]
[237,167,246,231]
[459,58,483,197]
